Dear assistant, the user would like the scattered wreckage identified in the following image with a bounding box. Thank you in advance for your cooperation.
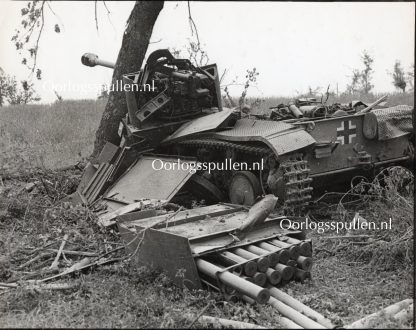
[62,49,414,328]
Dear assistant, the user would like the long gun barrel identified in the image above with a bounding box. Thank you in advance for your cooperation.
[81,53,115,69]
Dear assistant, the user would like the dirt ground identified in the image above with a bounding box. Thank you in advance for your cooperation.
[0,167,413,329]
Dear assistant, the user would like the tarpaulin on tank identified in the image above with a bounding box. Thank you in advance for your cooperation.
[370,105,413,140]
[209,118,316,156]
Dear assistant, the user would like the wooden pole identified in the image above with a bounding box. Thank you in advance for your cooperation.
[346,299,413,329]
[393,303,413,323]
[197,315,266,329]
[268,297,326,329]
[359,95,388,114]
[242,295,303,329]
[267,286,334,328]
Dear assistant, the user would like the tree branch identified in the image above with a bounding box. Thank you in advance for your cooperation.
[94,0,99,31]
[31,1,45,74]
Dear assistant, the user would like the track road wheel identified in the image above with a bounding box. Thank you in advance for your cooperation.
[229,171,262,206]
[186,174,225,204]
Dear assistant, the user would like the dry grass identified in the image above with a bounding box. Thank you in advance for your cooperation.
[0,100,104,174]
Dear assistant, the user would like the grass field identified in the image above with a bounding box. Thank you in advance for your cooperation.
[0,93,414,328]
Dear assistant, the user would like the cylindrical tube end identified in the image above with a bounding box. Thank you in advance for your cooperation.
[252,272,267,287]
[244,261,258,277]
[297,256,313,271]
[277,249,290,264]
[266,268,282,285]
[256,257,270,272]
[275,263,294,281]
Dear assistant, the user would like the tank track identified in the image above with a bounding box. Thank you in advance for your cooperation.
[178,138,272,156]
[178,138,313,211]
[281,154,313,213]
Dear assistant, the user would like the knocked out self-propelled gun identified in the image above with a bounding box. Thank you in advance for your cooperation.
[81,50,414,212]
[76,50,412,327]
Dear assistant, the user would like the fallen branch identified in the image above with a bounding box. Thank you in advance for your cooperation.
[393,303,413,324]
[46,249,98,257]
[50,234,69,269]
[7,268,58,283]
[40,250,123,283]
[0,281,79,291]
[346,298,413,329]
[196,315,266,329]
[186,302,211,329]
[17,252,53,270]
[322,235,370,240]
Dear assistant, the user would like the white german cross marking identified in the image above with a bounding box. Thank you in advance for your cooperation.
[336,120,356,145]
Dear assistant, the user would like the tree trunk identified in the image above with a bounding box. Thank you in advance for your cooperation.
[91,1,164,158]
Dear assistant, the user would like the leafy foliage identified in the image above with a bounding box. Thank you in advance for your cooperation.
[12,1,61,78]
[0,68,41,106]
[406,63,414,92]
[390,60,407,93]
[346,50,374,95]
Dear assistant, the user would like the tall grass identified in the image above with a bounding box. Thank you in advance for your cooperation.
[0,100,105,173]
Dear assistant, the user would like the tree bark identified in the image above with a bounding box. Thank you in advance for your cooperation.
[92,1,164,158]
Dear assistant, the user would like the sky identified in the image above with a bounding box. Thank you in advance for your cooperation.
[0,1,414,103]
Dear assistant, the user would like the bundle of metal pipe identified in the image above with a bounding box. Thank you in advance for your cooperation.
[196,234,314,311]
[243,291,332,329]
[194,235,327,328]
[195,259,270,304]
[267,286,335,328]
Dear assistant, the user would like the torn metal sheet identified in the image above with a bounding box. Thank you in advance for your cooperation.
[107,147,141,183]
[162,108,235,143]
[208,118,316,156]
[82,163,114,204]
[98,199,166,227]
[76,163,96,194]
[97,198,127,213]
[95,142,120,164]
[122,204,242,230]
[104,155,197,204]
